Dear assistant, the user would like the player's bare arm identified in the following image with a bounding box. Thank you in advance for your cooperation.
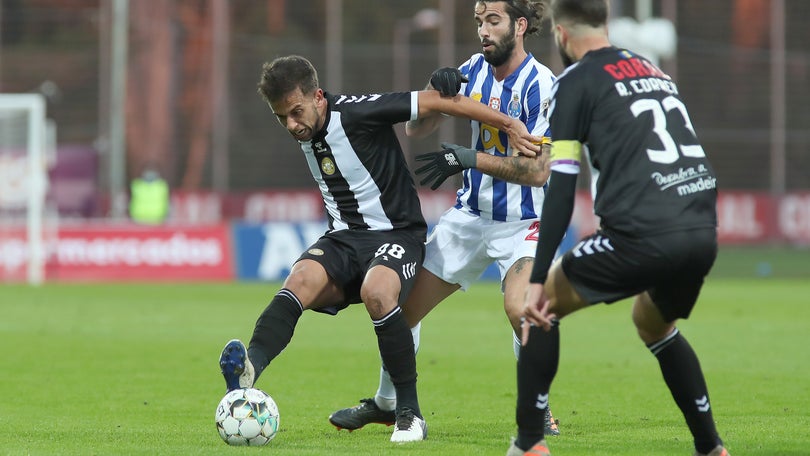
[415,142,549,190]
[406,114,443,139]
[474,143,551,187]
[406,80,443,138]
[407,67,469,139]
[415,90,542,156]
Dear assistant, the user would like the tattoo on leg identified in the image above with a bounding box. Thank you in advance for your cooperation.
[513,257,534,275]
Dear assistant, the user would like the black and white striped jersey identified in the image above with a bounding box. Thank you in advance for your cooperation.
[299,91,426,234]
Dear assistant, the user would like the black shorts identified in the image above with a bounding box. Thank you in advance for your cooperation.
[297,228,426,314]
[560,227,717,321]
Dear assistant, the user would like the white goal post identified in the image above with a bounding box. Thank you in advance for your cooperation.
[0,94,51,285]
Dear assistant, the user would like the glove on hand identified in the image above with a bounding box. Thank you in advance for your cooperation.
[430,67,469,97]
[415,143,478,190]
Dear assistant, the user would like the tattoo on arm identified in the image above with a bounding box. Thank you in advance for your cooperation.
[477,148,551,187]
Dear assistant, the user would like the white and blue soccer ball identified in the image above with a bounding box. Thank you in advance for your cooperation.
[215,388,280,446]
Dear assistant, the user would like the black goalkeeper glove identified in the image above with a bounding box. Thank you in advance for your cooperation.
[415,143,478,190]
[430,67,469,97]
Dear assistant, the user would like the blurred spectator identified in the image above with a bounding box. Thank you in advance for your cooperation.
[129,167,169,224]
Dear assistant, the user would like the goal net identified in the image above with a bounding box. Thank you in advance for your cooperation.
[0,94,56,285]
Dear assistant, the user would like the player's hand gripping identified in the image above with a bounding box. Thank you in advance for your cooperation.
[505,120,544,158]
[521,283,557,345]
[415,142,477,190]
[430,67,469,97]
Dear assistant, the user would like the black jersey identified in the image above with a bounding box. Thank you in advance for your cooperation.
[548,47,717,235]
[300,91,426,234]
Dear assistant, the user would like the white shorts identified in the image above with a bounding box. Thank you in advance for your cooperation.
[423,208,539,291]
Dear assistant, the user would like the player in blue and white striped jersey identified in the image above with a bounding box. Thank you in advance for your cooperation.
[329,0,562,437]
[453,49,554,222]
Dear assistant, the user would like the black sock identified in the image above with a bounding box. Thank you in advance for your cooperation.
[648,328,722,454]
[374,307,420,418]
[516,322,560,450]
[247,289,303,381]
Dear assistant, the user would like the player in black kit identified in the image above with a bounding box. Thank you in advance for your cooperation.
[507,1,729,455]
[217,55,544,445]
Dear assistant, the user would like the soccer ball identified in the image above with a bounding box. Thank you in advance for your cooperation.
[215,388,280,446]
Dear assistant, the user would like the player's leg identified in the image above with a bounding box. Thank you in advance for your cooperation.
[513,259,588,451]
[220,257,344,391]
[377,269,459,407]
[328,267,459,431]
[330,209,480,431]
[503,257,561,436]
[633,230,726,455]
[220,233,348,392]
[497,218,562,436]
[633,293,726,455]
[359,232,427,442]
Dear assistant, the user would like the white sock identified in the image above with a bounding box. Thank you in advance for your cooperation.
[513,332,521,360]
[375,322,422,411]
[411,322,421,354]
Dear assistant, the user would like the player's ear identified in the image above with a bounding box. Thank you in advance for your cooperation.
[554,23,566,45]
[313,88,325,105]
[516,17,528,36]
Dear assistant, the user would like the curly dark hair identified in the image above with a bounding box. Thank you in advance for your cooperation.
[477,0,548,36]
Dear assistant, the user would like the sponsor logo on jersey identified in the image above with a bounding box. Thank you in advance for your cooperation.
[307,248,324,256]
[507,93,521,118]
[603,57,668,81]
[320,157,336,175]
[471,92,483,102]
[489,97,501,110]
[313,142,327,154]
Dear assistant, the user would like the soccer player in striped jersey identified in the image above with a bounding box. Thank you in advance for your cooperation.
[218,55,543,444]
[329,0,562,437]
[510,1,728,455]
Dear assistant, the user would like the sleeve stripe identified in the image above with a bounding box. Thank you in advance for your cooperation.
[410,91,419,121]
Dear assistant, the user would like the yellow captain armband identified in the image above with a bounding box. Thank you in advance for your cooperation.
[549,139,582,174]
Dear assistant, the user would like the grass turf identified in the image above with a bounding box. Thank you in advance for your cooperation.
[1,253,808,455]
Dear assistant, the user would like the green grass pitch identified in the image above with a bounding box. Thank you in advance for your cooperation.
[1,249,808,455]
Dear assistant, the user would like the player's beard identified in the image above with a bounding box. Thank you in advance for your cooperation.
[483,24,517,68]
[557,36,575,67]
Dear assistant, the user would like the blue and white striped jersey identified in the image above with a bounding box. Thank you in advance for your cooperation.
[456,53,556,222]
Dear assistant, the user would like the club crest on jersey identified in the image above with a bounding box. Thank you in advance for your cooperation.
[489,97,501,110]
[507,93,521,118]
[320,157,336,175]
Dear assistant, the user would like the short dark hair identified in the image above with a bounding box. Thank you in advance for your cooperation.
[257,55,319,104]
[477,0,548,36]
[550,0,608,28]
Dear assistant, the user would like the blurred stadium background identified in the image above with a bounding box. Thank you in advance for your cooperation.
[0,0,808,284]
